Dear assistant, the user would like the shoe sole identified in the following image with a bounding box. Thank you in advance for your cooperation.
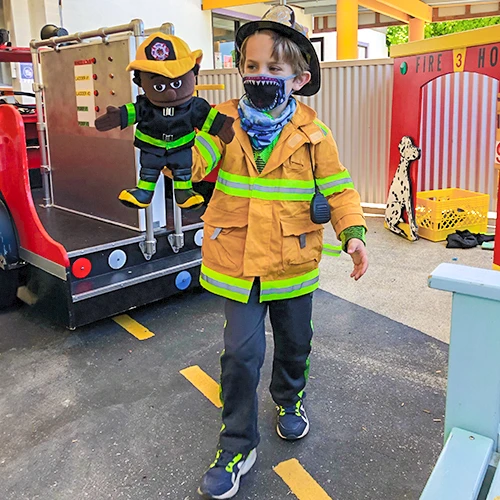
[276,419,310,441]
[118,191,150,209]
[197,448,257,500]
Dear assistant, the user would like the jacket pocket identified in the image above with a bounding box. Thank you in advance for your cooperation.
[201,205,248,269]
[281,217,323,265]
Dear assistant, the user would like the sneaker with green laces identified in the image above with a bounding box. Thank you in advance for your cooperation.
[276,400,310,440]
[198,448,257,499]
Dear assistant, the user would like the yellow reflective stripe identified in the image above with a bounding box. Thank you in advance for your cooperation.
[322,243,342,257]
[137,180,156,191]
[200,264,253,303]
[314,119,329,137]
[135,130,196,149]
[316,170,355,196]
[215,170,315,201]
[196,132,221,174]
[201,108,219,133]
[219,170,314,189]
[125,103,136,126]
[260,269,319,301]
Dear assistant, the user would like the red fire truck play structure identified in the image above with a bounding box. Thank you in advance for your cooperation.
[0,20,214,328]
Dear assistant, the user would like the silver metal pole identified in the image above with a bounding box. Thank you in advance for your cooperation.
[30,19,144,50]
[168,194,185,254]
[159,23,175,35]
[30,46,52,206]
[156,21,185,254]
[58,0,64,28]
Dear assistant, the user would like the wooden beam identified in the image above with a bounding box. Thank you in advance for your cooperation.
[337,0,359,60]
[390,24,500,57]
[409,17,425,42]
[359,0,410,23]
[433,5,500,22]
[376,0,433,22]
[202,0,263,10]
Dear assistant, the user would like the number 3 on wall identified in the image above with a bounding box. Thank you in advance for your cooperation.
[453,48,467,72]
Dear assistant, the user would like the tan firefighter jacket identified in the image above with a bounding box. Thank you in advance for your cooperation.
[168,98,366,303]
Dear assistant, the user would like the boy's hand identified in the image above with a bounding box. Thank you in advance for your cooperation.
[95,106,121,131]
[347,238,368,281]
[217,116,235,144]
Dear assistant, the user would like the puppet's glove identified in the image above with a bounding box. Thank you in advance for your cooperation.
[216,116,235,144]
[95,106,122,131]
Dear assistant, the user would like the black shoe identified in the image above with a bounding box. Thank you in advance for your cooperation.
[174,188,204,210]
[276,400,310,440]
[198,448,257,499]
[118,188,154,209]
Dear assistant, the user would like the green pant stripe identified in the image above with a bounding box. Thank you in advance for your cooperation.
[201,108,219,133]
[174,180,193,190]
[137,179,156,191]
[125,103,136,127]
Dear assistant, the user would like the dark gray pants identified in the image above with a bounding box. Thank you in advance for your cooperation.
[219,279,314,454]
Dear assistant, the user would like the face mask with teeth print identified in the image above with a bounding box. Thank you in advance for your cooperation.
[242,74,296,112]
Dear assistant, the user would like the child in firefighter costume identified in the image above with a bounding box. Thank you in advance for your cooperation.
[184,6,369,500]
[95,33,235,209]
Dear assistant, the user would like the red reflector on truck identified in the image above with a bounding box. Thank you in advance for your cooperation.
[72,258,92,279]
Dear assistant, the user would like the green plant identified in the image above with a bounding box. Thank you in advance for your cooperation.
[386,17,500,49]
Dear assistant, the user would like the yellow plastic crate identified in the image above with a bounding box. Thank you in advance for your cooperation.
[416,188,489,242]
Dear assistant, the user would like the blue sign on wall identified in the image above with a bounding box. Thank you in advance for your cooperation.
[20,63,34,80]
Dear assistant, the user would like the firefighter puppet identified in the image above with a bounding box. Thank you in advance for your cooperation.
[95,33,235,209]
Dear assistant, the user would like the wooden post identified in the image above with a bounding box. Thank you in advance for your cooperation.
[409,17,425,42]
[337,0,359,60]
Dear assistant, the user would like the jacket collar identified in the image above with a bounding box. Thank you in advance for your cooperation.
[219,99,320,177]
[262,101,318,176]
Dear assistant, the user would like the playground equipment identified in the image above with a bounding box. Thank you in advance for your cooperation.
[389,25,500,260]
[0,20,222,327]
[424,263,500,500]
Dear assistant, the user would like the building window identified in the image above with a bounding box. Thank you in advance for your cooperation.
[213,14,245,69]
[310,37,324,62]
[358,41,369,59]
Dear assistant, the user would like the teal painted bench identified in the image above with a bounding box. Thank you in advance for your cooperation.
[422,264,500,500]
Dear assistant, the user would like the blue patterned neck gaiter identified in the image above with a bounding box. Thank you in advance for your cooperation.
[238,95,297,150]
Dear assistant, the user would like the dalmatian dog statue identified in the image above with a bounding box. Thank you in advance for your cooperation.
[385,136,421,241]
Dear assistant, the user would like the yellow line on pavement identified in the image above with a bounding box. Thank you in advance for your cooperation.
[112,314,155,340]
[180,365,222,408]
[274,458,332,500]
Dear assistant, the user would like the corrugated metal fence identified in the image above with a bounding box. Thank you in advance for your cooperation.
[420,72,499,211]
[198,59,394,206]
[198,60,499,210]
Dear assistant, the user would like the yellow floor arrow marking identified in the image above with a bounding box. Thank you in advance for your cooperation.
[274,458,333,500]
[112,315,155,341]
[180,365,222,408]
